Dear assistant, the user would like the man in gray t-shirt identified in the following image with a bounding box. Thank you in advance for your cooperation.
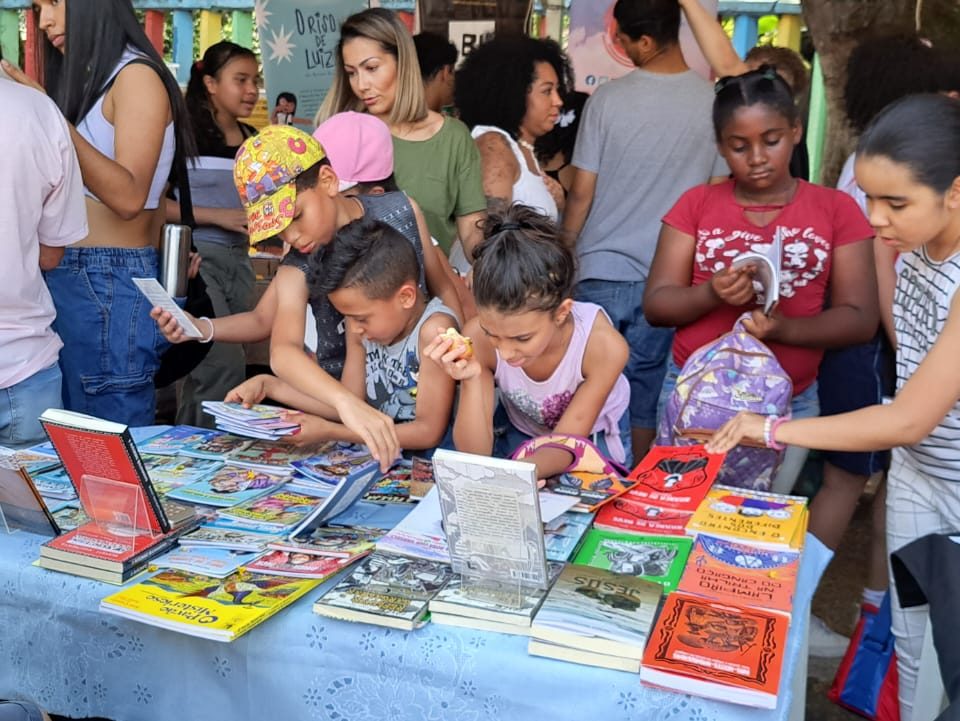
[563,0,726,454]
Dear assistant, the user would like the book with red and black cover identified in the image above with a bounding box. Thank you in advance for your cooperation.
[39,409,170,534]
[39,521,180,573]
[640,592,789,708]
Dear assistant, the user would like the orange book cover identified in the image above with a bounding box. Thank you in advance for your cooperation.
[676,534,799,616]
[626,446,725,513]
[642,592,787,702]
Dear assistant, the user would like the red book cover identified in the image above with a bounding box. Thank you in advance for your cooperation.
[641,592,788,707]
[41,521,177,571]
[40,410,169,534]
[626,446,724,513]
[594,496,692,537]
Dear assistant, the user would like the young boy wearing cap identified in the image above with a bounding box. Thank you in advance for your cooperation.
[153,122,460,467]
[228,217,458,452]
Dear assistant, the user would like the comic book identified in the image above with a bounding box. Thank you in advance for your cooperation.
[363,462,416,504]
[244,550,357,579]
[141,454,224,488]
[217,490,323,531]
[153,546,264,578]
[28,465,77,501]
[544,511,594,562]
[0,450,60,535]
[270,526,382,558]
[227,440,315,474]
[541,470,634,513]
[313,552,454,631]
[573,530,693,593]
[685,485,809,551]
[165,465,288,508]
[178,431,255,461]
[137,426,222,457]
[640,592,789,708]
[100,568,322,641]
[179,520,283,551]
[291,443,375,486]
[676,534,799,616]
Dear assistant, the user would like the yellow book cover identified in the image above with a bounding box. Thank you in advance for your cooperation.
[685,485,807,551]
[100,568,321,641]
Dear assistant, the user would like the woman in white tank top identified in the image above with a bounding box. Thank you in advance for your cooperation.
[454,36,572,224]
[7,0,195,427]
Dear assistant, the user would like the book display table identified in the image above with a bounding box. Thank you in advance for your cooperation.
[0,525,830,721]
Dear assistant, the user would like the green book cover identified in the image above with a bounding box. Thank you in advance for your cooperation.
[573,529,693,593]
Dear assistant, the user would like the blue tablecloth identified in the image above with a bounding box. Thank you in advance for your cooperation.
[0,525,830,721]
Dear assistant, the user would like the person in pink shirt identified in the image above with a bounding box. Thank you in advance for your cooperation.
[0,75,87,447]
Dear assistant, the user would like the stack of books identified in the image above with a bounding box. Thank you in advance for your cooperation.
[594,446,722,537]
[313,552,454,630]
[639,486,807,708]
[34,410,199,584]
[528,564,662,672]
[201,401,301,440]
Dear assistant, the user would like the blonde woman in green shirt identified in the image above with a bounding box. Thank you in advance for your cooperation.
[316,8,486,258]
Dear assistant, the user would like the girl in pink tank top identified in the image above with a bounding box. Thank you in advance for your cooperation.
[425,203,632,478]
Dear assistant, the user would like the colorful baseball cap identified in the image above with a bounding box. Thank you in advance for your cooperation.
[233,125,327,244]
[313,112,394,192]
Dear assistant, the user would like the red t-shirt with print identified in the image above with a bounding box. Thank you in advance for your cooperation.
[662,179,874,394]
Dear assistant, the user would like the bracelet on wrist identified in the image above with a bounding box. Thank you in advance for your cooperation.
[763,415,787,451]
[198,316,215,344]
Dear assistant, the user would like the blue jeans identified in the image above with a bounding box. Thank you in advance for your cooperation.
[45,247,167,427]
[0,362,62,449]
[657,358,819,493]
[574,279,673,430]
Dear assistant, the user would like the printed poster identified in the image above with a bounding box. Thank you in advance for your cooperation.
[255,0,368,129]
[417,0,532,60]
[567,0,717,93]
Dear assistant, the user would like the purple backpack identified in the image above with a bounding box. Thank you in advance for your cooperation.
[657,313,792,490]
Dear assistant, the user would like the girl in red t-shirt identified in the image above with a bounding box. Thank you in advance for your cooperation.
[644,66,877,493]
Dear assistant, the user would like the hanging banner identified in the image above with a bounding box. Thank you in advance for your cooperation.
[567,0,718,93]
[417,0,533,58]
[255,0,367,130]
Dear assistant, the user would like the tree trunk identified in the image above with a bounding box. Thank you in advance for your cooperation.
[802,0,960,186]
[801,0,915,185]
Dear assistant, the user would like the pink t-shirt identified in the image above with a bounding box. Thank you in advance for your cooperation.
[0,80,87,389]
[662,179,873,393]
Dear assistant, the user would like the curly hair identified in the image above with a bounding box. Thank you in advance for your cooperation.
[844,34,949,134]
[471,202,575,314]
[455,36,573,139]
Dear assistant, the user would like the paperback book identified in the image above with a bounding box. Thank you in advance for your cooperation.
[529,563,662,667]
[433,449,549,589]
[626,445,723,513]
[244,550,357,579]
[291,443,375,486]
[285,459,381,537]
[0,450,60,535]
[363,463,416,504]
[429,561,564,635]
[154,545,264,578]
[640,592,788,709]
[686,485,808,551]
[313,552,454,631]
[39,521,180,575]
[544,510,595,562]
[39,409,169,534]
[165,465,289,508]
[541,470,635,513]
[30,466,77,500]
[50,504,89,532]
[218,489,324,531]
[179,431,255,461]
[594,495,693,537]
[137,426,223,457]
[227,440,315,474]
[201,401,300,440]
[100,568,322,641]
[676,534,799,616]
[271,526,382,558]
[141,454,223,488]
[573,529,693,593]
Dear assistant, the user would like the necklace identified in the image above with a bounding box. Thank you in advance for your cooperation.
[517,137,536,153]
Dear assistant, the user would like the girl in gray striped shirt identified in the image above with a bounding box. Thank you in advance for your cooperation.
[707,93,960,720]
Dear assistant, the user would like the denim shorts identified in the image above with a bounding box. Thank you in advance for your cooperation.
[45,247,168,426]
[0,362,62,449]
[574,279,673,430]
[817,333,895,476]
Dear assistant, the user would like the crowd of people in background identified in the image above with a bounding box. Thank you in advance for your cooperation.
[2,1,960,719]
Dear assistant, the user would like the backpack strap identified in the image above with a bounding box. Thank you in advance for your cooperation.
[511,433,628,477]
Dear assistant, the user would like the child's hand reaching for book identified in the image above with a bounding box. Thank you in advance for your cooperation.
[424,331,481,381]
[225,375,274,408]
[710,265,757,307]
[278,411,333,448]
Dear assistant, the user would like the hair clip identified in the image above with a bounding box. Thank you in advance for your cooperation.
[194,60,205,72]
[496,222,523,233]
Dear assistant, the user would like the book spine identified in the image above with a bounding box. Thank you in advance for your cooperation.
[122,429,170,534]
